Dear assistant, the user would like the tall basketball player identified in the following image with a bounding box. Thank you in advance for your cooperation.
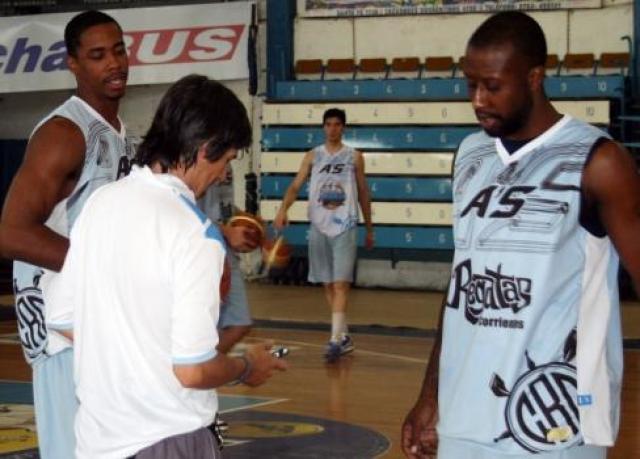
[0,11,133,458]
[402,11,640,459]
[274,108,374,362]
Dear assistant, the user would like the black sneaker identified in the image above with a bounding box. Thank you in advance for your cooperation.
[339,335,355,355]
[325,341,342,362]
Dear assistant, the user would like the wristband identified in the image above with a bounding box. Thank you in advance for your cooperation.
[229,354,252,386]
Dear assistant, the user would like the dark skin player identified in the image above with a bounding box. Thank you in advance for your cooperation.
[0,21,128,269]
[401,40,640,459]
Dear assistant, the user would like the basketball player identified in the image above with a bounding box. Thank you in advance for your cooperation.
[46,75,287,459]
[402,12,640,459]
[199,166,256,354]
[0,11,133,458]
[274,108,374,362]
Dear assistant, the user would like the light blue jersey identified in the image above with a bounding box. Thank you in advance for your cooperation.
[439,115,622,454]
[13,96,135,364]
[308,144,359,237]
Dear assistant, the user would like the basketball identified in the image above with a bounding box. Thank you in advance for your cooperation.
[220,256,232,302]
[228,212,266,245]
[261,235,292,270]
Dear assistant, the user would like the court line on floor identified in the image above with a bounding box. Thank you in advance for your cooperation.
[246,336,428,364]
[219,396,290,414]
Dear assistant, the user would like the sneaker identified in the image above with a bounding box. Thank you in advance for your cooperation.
[339,335,355,355]
[325,341,342,362]
[215,417,229,432]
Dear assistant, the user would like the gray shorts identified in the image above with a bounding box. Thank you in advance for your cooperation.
[437,436,606,459]
[130,425,220,459]
[218,255,252,329]
[308,226,357,284]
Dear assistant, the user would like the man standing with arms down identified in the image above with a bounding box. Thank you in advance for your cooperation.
[0,11,133,458]
[402,12,640,459]
[47,74,287,458]
[274,108,374,362]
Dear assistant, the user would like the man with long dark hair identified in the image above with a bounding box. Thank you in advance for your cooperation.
[47,75,286,458]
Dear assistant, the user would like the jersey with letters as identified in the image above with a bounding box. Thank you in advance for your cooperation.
[308,144,359,237]
[438,115,623,454]
[13,95,135,364]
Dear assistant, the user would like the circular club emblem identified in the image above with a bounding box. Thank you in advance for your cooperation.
[505,362,582,453]
[15,286,47,360]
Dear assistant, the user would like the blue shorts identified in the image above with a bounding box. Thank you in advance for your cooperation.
[437,436,606,459]
[308,226,357,284]
[32,348,77,459]
[218,256,252,329]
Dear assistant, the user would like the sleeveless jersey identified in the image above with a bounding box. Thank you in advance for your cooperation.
[439,115,622,453]
[198,165,234,224]
[308,144,359,237]
[13,96,135,364]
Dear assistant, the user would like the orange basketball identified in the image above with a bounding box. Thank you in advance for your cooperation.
[261,236,292,270]
[228,212,266,245]
[220,256,232,302]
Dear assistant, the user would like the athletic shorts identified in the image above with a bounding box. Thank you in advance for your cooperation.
[308,226,357,284]
[32,348,78,459]
[437,436,606,459]
[129,425,220,459]
[218,255,252,329]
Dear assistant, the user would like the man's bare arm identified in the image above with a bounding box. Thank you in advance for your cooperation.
[0,118,85,270]
[173,342,287,389]
[273,151,313,229]
[354,151,374,248]
[401,286,448,458]
[583,140,640,293]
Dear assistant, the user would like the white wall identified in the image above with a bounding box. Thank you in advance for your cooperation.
[569,3,633,54]
[294,2,632,62]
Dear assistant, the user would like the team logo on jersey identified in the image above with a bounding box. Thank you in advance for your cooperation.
[491,330,581,453]
[13,273,47,361]
[318,182,346,209]
[318,163,345,174]
[446,258,530,329]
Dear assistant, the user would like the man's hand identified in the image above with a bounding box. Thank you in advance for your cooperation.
[401,397,438,458]
[273,210,288,231]
[242,341,288,387]
[222,224,260,253]
[365,229,374,250]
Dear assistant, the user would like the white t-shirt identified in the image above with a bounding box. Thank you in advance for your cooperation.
[46,165,225,459]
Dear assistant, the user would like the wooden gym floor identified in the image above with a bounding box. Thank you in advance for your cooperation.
[1,284,639,458]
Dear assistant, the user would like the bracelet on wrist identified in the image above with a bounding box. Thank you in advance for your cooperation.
[229,354,252,386]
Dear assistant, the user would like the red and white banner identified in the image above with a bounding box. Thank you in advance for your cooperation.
[0,2,252,93]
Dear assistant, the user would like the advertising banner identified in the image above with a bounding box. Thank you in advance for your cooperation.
[0,2,251,93]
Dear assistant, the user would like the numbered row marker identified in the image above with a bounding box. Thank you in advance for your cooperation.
[261,151,453,175]
[260,200,453,225]
[263,100,610,125]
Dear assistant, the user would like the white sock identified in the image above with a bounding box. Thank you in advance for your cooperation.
[331,312,346,342]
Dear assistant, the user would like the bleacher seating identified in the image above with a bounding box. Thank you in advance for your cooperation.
[389,57,420,79]
[423,56,455,78]
[294,59,323,80]
[355,58,387,79]
[294,52,628,83]
[598,52,630,75]
[325,58,356,80]
[270,52,627,265]
[561,53,596,76]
